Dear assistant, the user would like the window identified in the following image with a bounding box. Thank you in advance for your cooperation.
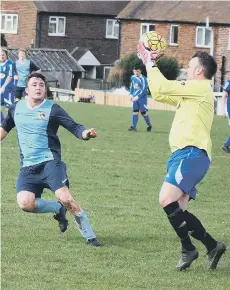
[106,19,119,39]
[0,14,18,34]
[104,67,112,80]
[140,23,155,36]
[196,26,211,47]
[48,16,66,36]
[170,24,178,45]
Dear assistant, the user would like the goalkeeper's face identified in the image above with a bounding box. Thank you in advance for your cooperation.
[187,57,203,80]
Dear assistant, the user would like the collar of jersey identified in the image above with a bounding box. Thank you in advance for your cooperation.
[26,99,47,110]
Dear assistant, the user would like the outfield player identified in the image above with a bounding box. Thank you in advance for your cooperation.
[15,49,40,101]
[0,72,102,247]
[138,43,226,270]
[221,79,230,153]
[0,48,15,109]
[128,66,152,132]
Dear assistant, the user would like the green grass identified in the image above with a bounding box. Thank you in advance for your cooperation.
[1,103,230,290]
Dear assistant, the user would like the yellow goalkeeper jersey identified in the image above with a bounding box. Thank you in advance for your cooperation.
[147,67,214,160]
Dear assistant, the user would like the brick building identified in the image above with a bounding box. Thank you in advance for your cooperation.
[1,0,129,79]
[1,0,37,48]
[117,1,230,90]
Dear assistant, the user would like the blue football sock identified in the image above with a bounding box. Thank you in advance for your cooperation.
[74,211,96,240]
[224,136,230,147]
[132,114,138,129]
[143,115,151,127]
[36,198,61,213]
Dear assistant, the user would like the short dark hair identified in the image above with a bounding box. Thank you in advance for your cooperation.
[192,51,217,80]
[18,48,26,53]
[26,72,46,86]
[133,65,142,71]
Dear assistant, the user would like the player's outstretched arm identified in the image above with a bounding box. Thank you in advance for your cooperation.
[52,104,97,140]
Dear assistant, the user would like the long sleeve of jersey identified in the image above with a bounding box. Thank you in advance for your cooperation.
[147,67,215,107]
[1,104,16,132]
[50,104,86,139]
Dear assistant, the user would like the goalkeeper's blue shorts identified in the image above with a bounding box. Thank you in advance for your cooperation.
[164,146,210,200]
[132,97,148,113]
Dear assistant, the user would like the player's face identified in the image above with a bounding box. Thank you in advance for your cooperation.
[27,77,46,101]
[18,51,26,61]
[0,51,7,63]
[187,57,203,80]
[133,69,141,77]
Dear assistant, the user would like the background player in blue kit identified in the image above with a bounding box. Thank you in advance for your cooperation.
[0,72,102,247]
[221,79,230,153]
[128,66,152,132]
[0,48,15,110]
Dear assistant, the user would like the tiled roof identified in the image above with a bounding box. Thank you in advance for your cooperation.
[117,1,230,25]
[7,48,84,72]
[34,1,130,16]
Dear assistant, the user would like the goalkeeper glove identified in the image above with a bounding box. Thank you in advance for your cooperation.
[137,40,164,68]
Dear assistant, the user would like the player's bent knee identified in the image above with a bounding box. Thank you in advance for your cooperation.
[141,111,147,116]
[55,187,73,206]
[59,195,73,206]
[17,191,36,212]
[159,197,171,208]
[17,200,34,211]
[17,199,35,212]
[159,182,184,207]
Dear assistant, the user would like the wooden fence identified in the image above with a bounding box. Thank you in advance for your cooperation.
[49,87,223,114]
[74,88,176,112]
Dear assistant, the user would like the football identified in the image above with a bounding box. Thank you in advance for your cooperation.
[140,31,166,52]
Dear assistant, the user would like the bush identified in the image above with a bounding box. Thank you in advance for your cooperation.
[157,56,181,80]
[108,53,181,90]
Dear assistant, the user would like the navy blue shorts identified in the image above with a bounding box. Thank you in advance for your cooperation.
[132,97,148,113]
[16,160,69,198]
[164,146,210,200]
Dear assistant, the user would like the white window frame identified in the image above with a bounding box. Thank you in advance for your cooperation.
[140,23,155,37]
[195,26,212,48]
[169,24,179,46]
[106,19,119,39]
[103,66,112,80]
[48,16,66,36]
[0,14,18,34]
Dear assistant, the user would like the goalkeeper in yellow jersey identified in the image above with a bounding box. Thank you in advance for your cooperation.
[137,42,226,271]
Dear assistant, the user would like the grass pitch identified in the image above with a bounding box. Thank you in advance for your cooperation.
[1,102,230,290]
